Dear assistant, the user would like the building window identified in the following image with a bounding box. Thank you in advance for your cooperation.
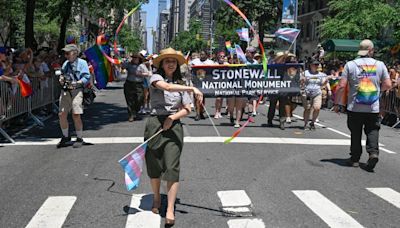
[306,22,311,39]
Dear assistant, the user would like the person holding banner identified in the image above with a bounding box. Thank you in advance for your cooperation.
[214,51,228,119]
[190,51,215,121]
[145,47,203,226]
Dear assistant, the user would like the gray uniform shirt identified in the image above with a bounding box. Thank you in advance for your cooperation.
[149,74,192,115]
[122,62,142,82]
[343,57,389,113]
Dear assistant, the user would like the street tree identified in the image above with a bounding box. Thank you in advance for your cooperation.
[321,0,400,42]
[170,19,207,53]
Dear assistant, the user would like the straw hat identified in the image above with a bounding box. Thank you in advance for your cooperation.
[153,47,186,68]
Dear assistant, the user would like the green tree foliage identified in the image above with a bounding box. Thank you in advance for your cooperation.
[321,0,400,41]
[118,26,143,53]
[170,19,207,53]
[0,0,25,47]
[215,0,284,46]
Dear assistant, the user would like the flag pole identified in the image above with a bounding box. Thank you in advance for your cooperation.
[118,129,163,163]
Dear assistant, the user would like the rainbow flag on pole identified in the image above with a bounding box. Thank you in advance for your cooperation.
[84,45,113,89]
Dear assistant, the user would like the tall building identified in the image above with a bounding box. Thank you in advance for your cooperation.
[297,0,330,58]
[157,10,170,53]
[158,0,167,15]
[189,0,212,41]
[140,11,148,51]
[169,0,180,42]
[178,0,194,32]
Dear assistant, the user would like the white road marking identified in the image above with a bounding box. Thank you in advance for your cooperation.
[379,147,397,154]
[25,196,76,228]
[0,136,381,147]
[292,114,397,154]
[367,188,400,209]
[293,190,364,228]
[227,219,266,228]
[217,190,252,207]
[125,194,161,228]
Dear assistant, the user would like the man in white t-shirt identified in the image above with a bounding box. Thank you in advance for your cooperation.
[190,51,215,120]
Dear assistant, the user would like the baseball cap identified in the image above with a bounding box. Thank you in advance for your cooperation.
[358,39,374,56]
[311,59,320,65]
[62,44,79,52]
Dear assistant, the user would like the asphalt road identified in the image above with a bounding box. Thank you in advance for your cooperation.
[1,79,399,228]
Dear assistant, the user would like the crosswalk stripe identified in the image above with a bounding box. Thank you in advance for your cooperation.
[367,188,400,209]
[293,190,364,228]
[227,218,266,228]
[125,194,161,228]
[217,190,252,208]
[25,196,76,228]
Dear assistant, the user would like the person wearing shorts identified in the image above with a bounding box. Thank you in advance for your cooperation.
[301,59,331,130]
[57,44,91,148]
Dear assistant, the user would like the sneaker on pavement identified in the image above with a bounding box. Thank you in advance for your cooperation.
[365,154,379,172]
[195,115,200,121]
[234,123,240,128]
[286,117,292,123]
[309,122,316,130]
[57,136,71,148]
[252,112,257,117]
[73,138,84,148]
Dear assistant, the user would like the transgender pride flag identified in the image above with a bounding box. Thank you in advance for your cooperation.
[275,28,300,43]
[118,129,162,191]
[119,143,147,191]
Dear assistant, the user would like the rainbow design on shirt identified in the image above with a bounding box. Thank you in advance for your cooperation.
[361,65,377,77]
[356,77,378,105]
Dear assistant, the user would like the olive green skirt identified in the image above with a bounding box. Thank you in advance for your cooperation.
[144,116,184,182]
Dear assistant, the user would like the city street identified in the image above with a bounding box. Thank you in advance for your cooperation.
[1,79,400,228]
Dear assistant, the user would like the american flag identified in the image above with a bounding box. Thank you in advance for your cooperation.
[274,28,300,43]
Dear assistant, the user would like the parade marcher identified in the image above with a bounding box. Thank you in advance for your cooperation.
[267,52,292,130]
[301,59,331,130]
[245,47,259,116]
[190,50,214,121]
[137,56,153,114]
[334,39,391,171]
[214,51,228,119]
[121,53,144,121]
[145,47,203,226]
[57,44,91,148]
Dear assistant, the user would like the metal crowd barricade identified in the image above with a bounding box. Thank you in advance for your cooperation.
[0,76,61,143]
[380,89,400,128]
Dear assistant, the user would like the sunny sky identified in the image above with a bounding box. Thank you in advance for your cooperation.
[142,0,170,53]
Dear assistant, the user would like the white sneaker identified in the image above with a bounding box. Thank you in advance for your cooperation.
[315,118,320,123]
[286,117,292,123]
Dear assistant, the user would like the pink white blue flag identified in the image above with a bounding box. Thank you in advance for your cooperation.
[235,44,247,63]
[275,28,300,43]
[236,28,250,42]
[119,143,147,191]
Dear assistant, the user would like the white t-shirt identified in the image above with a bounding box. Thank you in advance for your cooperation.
[190,58,215,66]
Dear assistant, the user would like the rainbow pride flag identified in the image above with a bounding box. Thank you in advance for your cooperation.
[225,41,233,53]
[84,45,113,89]
[356,77,378,105]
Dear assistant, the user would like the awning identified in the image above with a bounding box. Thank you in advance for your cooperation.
[322,39,362,52]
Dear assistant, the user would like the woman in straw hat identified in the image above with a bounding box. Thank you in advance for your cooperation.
[145,47,203,226]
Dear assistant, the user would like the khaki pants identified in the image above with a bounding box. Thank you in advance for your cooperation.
[59,89,83,114]
[302,94,322,110]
